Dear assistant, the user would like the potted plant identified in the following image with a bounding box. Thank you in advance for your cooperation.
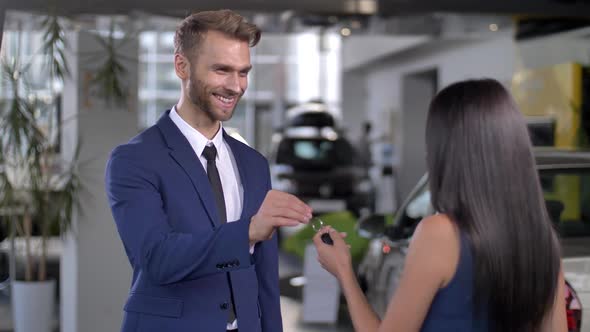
[0,13,82,332]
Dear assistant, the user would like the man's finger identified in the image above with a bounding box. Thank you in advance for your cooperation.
[272,216,301,227]
[269,191,312,216]
[269,206,310,223]
[273,199,312,219]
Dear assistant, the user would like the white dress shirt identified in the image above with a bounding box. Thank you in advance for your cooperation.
[170,107,243,223]
[169,107,244,330]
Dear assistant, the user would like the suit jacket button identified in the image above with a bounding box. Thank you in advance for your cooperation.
[220,302,229,310]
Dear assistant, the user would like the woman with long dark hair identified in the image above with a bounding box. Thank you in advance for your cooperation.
[314,78,566,332]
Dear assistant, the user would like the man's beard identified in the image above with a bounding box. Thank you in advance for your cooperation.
[187,73,240,122]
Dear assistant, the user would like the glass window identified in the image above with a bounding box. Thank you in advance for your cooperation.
[406,189,433,220]
[539,168,590,257]
[0,28,62,151]
[391,170,590,255]
[539,169,590,238]
[393,181,433,239]
[0,30,56,98]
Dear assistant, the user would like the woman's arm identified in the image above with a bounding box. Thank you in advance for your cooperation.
[313,229,380,331]
[314,214,459,332]
[377,215,459,332]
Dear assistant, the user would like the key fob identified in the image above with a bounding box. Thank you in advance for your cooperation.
[321,233,334,245]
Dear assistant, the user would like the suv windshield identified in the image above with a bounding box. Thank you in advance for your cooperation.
[276,138,356,169]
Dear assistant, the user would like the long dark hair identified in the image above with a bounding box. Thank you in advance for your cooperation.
[426,79,561,331]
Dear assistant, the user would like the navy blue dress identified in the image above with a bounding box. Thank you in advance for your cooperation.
[420,232,490,332]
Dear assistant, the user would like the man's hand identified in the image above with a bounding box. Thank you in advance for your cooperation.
[249,190,312,245]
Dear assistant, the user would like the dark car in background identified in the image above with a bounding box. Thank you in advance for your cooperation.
[356,149,589,332]
[269,102,374,216]
[283,102,338,128]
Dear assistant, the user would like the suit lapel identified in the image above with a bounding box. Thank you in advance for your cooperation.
[156,111,220,228]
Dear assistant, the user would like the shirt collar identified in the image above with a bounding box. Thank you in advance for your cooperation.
[169,106,224,159]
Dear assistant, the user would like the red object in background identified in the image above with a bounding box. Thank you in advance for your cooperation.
[565,280,582,332]
[382,243,391,254]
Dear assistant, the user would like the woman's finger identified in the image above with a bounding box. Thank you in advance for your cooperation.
[312,230,323,246]
[326,227,347,246]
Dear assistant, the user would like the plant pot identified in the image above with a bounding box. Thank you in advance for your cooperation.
[11,279,56,332]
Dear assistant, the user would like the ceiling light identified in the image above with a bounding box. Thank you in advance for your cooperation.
[489,23,499,32]
[340,27,351,36]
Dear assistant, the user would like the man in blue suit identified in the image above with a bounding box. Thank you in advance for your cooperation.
[105,10,312,332]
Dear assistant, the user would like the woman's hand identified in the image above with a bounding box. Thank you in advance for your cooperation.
[313,226,353,281]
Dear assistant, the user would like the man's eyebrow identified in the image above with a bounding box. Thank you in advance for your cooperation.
[211,64,252,72]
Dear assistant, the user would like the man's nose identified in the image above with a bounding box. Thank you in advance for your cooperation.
[224,73,242,94]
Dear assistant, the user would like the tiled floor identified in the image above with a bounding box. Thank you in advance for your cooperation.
[278,252,354,332]
[281,296,354,332]
[0,293,11,332]
[0,294,351,332]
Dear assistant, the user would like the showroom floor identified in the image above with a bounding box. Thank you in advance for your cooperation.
[0,252,354,332]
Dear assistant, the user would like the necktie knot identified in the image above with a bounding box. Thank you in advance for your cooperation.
[202,144,217,162]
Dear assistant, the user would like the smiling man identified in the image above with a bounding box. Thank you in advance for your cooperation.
[105,10,312,332]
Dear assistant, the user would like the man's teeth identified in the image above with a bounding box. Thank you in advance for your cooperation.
[215,95,234,104]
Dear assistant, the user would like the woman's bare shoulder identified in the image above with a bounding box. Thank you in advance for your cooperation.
[412,213,461,287]
[415,213,459,242]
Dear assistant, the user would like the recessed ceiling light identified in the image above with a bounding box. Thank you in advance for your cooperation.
[340,27,351,36]
[489,23,499,32]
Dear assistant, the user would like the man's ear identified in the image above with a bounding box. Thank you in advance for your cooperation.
[174,53,190,80]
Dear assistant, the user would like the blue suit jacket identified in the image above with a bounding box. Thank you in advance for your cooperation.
[105,111,282,332]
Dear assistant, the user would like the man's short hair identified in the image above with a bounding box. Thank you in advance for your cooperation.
[174,9,261,57]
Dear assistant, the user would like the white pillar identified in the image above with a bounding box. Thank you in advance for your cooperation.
[61,29,137,332]
[0,9,5,49]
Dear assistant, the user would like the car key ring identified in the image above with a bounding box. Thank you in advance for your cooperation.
[311,217,334,245]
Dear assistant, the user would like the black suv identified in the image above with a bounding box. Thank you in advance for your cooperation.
[269,103,374,216]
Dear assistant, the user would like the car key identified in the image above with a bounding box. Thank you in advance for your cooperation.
[320,233,334,245]
[311,217,334,246]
